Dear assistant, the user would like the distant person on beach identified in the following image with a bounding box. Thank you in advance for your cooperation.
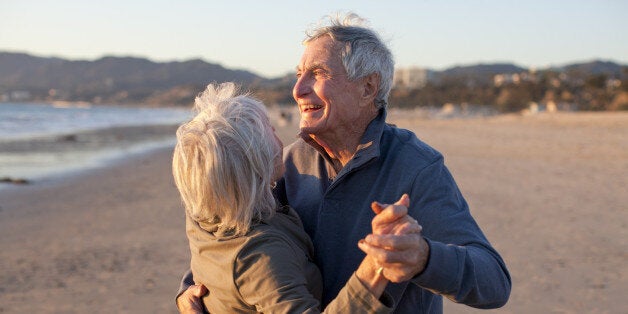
[173,82,423,312]
[177,13,511,313]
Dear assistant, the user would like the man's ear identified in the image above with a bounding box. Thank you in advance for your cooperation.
[361,72,380,102]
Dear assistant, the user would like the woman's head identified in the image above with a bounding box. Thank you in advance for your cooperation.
[173,82,282,235]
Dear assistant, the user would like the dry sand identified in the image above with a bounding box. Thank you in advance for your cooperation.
[0,110,626,313]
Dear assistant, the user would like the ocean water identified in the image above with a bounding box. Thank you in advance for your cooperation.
[0,102,191,140]
[0,102,192,184]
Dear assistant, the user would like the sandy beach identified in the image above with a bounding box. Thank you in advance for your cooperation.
[0,110,626,313]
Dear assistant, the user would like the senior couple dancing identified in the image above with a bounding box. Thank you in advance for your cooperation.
[172,13,511,313]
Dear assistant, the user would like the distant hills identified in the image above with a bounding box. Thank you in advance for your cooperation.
[425,61,626,86]
[561,60,626,76]
[435,61,626,77]
[0,51,625,108]
[0,52,264,106]
[439,63,527,77]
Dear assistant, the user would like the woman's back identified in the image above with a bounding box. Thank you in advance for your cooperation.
[187,206,323,313]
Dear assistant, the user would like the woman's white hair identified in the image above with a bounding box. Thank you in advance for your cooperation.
[304,12,395,109]
[172,82,278,236]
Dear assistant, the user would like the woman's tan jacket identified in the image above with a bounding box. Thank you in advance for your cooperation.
[186,206,392,313]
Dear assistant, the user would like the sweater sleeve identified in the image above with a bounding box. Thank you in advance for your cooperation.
[408,156,511,308]
[235,234,393,313]
[175,268,194,301]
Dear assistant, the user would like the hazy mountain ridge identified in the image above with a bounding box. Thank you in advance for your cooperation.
[0,53,263,87]
[0,52,263,106]
[440,63,526,76]
[1,51,626,109]
[560,60,625,76]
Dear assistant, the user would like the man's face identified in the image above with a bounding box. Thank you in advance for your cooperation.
[293,36,366,138]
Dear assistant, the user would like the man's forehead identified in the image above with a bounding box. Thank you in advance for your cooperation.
[297,37,341,68]
[306,35,341,53]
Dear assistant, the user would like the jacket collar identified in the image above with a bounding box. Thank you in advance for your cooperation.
[299,108,387,176]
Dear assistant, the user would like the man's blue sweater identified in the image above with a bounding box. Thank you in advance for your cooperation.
[276,109,511,313]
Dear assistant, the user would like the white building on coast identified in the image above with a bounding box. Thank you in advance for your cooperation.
[394,67,430,89]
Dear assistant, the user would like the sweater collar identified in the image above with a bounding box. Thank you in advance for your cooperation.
[299,108,387,173]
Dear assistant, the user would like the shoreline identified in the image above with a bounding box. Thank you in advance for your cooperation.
[0,124,181,186]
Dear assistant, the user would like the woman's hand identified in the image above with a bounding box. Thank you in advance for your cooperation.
[358,194,430,283]
[176,284,208,314]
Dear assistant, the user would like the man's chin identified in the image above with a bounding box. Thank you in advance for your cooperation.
[299,122,318,135]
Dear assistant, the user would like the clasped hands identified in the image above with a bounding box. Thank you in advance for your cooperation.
[357,194,430,283]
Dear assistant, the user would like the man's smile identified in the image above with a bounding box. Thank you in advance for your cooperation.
[300,104,324,113]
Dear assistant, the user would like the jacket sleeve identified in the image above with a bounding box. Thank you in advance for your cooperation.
[175,269,194,302]
[235,234,393,313]
[409,156,511,308]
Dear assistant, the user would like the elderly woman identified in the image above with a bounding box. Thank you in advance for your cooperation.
[172,83,394,313]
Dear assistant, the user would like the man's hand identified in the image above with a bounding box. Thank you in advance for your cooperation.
[176,284,208,314]
[370,194,420,235]
[358,194,430,283]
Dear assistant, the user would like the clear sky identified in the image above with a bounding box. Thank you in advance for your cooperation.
[1,0,627,78]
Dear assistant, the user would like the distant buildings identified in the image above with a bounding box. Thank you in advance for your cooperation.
[394,67,430,89]
[493,71,538,87]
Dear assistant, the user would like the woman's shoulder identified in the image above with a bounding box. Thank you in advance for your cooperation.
[234,222,309,283]
[244,209,306,254]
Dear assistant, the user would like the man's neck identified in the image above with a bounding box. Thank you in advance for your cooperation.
[310,112,380,170]
[309,133,362,171]
[301,107,381,171]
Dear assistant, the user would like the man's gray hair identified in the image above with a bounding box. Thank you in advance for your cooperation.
[304,12,395,109]
[172,82,277,236]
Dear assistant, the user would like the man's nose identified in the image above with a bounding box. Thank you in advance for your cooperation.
[293,75,311,99]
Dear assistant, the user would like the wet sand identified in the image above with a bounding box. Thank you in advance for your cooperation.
[0,110,626,313]
[0,124,181,182]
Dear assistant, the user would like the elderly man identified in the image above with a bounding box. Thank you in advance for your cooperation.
[178,13,510,313]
